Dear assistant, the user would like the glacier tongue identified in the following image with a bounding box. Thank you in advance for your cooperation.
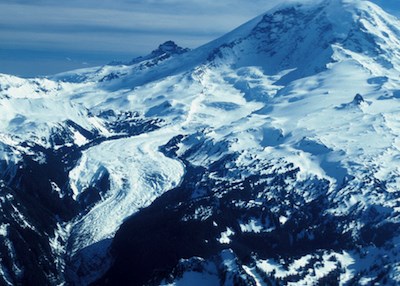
[66,127,185,283]
[69,127,185,251]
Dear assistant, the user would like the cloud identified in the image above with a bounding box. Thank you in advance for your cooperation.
[0,1,280,53]
[0,0,398,77]
[0,0,285,76]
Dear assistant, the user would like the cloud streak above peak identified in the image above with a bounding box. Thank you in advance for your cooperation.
[1,0,285,77]
[0,0,398,77]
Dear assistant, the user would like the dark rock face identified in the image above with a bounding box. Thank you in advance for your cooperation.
[0,186,57,286]
[150,41,190,58]
[353,93,365,104]
[109,41,190,67]
[91,141,338,285]
[0,147,81,285]
[92,133,400,285]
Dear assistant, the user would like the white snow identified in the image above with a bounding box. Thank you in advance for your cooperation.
[279,216,288,225]
[72,130,88,146]
[49,222,72,278]
[255,251,356,286]
[243,265,267,286]
[50,181,63,198]
[182,206,213,222]
[10,204,36,231]
[217,227,235,244]
[0,0,400,284]
[69,127,185,252]
[239,218,263,233]
[0,224,8,237]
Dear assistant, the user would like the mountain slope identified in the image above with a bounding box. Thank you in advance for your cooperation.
[1,0,400,285]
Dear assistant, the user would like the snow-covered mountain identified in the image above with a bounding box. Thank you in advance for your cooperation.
[1,0,400,285]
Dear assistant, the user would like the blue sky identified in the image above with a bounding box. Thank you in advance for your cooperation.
[0,0,398,77]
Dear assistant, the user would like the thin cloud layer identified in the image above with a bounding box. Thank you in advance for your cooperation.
[0,0,398,77]
[1,0,284,76]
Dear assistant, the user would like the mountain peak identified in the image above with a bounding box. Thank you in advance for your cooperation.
[262,0,396,39]
[203,0,400,83]
[151,40,190,57]
[108,41,189,67]
[271,0,379,10]
[127,40,189,65]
